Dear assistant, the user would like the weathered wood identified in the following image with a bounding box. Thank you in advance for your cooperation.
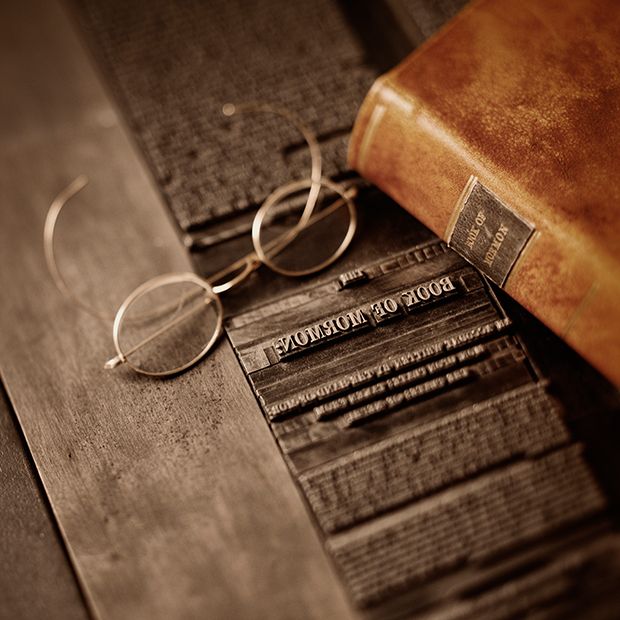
[0,386,90,620]
[0,2,354,619]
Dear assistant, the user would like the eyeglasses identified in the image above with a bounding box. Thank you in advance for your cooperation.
[45,103,359,377]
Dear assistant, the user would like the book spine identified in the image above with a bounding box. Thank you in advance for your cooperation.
[349,77,620,386]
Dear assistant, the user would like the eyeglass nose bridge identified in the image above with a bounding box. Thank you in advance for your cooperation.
[210,256,260,295]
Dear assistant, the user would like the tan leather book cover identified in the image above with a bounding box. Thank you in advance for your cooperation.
[349,0,620,386]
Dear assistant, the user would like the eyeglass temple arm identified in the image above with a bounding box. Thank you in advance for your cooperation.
[45,175,118,322]
[44,176,89,299]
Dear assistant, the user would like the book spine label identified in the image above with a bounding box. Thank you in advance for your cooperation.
[447,177,535,286]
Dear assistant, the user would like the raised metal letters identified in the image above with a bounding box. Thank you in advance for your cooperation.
[338,268,368,289]
[226,239,614,616]
[271,275,461,360]
[273,308,370,359]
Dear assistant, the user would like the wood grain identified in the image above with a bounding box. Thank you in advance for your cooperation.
[0,1,354,618]
[0,386,89,620]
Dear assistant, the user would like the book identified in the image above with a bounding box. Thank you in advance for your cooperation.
[348,0,620,387]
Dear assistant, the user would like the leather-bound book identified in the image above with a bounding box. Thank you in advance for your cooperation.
[349,0,620,386]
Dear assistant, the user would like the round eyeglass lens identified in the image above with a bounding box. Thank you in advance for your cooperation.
[114,274,223,376]
[253,178,356,277]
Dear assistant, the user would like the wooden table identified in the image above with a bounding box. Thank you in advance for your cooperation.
[4,2,620,619]
[0,1,354,618]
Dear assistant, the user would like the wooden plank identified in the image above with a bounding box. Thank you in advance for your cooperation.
[0,2,354,619]
[0,385,90,620]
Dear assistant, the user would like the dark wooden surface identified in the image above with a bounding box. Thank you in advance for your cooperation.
[0,1,354,618]
[0,386,89,620]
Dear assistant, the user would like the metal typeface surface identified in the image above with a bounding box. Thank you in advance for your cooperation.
[226,232,620,618]
[71,0,377,231]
